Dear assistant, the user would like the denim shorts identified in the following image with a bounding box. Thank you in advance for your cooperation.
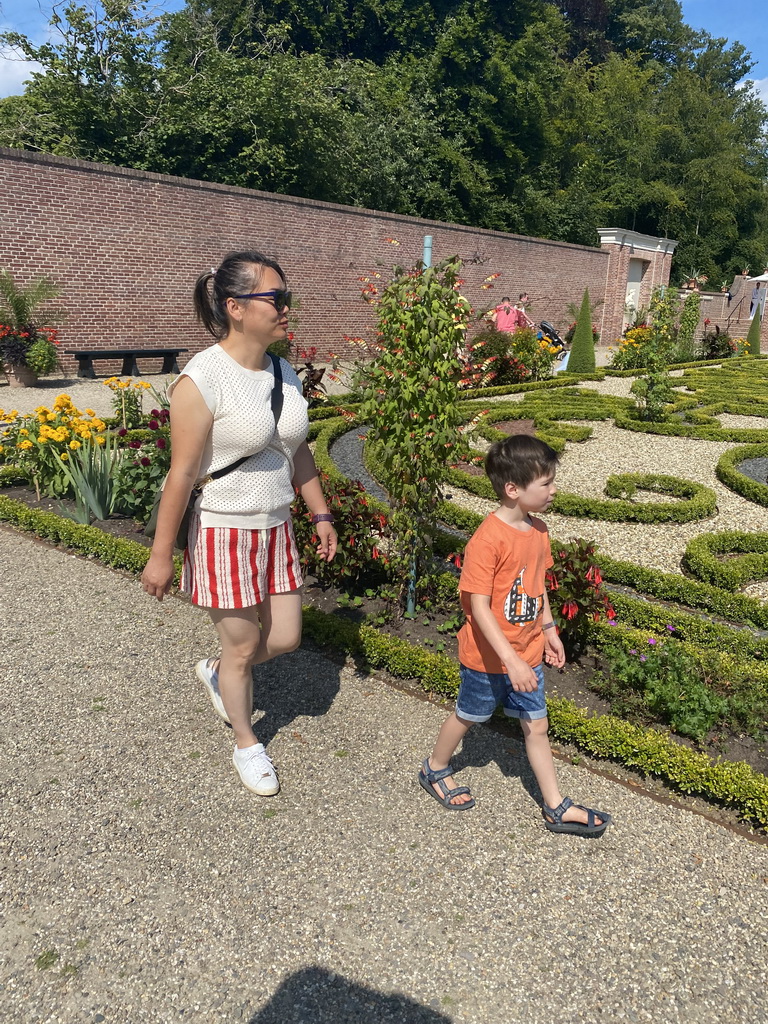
[456,663,547,722]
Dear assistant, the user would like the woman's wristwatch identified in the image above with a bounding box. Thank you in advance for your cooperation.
[311,513,335,524]
[542,621,557,630]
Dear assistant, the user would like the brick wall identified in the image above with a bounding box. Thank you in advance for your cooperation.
[0,147,617,375]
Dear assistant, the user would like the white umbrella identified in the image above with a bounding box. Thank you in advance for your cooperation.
[748,273,768,282]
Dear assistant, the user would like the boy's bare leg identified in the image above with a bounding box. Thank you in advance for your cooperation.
[426,711,474,806]
[521,717,605,826]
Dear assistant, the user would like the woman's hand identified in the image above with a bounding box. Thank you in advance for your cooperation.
[315,521,337,562]
[141,553,176,601]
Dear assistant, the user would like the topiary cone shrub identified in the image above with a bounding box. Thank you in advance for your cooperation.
[747,307,762,355]
[567,288,596,373]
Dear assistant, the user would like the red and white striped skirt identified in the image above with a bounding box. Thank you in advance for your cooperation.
[181,513,303,609]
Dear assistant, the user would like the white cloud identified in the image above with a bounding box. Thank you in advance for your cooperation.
[0,46,41,98]
[742,76,768,106]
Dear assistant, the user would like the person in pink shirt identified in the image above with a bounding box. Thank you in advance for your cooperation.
[491,296,522,332]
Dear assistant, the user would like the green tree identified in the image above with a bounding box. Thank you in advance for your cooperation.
[567,288,595,373]
[354,256,472,613]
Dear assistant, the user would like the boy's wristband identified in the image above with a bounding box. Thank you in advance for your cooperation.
[542,621,557,630]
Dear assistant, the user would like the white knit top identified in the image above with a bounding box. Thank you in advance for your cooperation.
[168,344,309,530]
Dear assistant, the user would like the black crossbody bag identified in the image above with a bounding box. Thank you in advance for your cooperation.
[145,353,284,550]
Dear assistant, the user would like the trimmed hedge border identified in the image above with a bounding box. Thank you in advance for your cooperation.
[0,495,183,582]
[613,412,768,443]
[604,355,767,377]
[606,592,768,665]
[0,465,30,485]
[716,444,768,508]
[444,468,717,524]
[682,531,768,592]
[597,552,768,630]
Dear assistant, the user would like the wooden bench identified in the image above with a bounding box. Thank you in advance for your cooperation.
[65,348,189,379]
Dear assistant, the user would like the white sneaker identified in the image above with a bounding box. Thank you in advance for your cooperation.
[195,658,230,724]
[232,743,280,796]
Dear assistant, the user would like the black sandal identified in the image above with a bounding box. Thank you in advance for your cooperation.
[542,797,611,837]
[418,759,475,810]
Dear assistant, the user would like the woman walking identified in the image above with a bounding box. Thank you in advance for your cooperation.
[141,251,337,796]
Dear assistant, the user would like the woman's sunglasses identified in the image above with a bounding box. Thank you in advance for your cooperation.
[231,289,292,311]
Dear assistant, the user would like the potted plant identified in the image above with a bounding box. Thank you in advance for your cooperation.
[0,270,62,387]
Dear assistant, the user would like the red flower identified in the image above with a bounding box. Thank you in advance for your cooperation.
[562,600,579,621]
[585,565,602,585]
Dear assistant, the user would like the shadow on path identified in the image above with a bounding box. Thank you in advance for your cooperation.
[249,649,343,747]
[248,966,453,1024]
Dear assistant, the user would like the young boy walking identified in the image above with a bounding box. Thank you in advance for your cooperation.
[419,436,611,837]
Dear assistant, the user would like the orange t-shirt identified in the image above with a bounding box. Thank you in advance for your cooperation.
[457,513,554,672]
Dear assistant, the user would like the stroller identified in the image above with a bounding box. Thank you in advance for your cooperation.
[538,321,570,371]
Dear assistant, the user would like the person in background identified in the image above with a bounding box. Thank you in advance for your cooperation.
[491,296,522,333]
[141,250,337,797]
[515,292,535,328]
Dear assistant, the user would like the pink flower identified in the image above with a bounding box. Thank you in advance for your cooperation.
[648,637,657,645]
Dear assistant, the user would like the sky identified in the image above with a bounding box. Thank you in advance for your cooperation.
[1,1,768,100]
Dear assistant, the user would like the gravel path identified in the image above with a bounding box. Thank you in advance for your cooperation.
[2,528,768,1024]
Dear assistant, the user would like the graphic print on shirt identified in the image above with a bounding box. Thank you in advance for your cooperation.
[503,566,543,625]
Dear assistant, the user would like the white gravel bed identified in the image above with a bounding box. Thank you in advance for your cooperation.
[716,412,768,430]
[445,420,768,598]
[574,377,635,398]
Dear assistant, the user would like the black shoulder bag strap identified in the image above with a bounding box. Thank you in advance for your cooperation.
[202,353,285,485]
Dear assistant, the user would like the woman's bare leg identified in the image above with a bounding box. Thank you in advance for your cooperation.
[209,591,302,749]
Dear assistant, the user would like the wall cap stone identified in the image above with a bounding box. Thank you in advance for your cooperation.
[597,227,678,254]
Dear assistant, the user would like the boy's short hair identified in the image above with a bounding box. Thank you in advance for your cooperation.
[485,436,559,498]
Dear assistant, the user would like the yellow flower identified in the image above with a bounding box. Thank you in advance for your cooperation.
[85,408,96,417]
[17,440,33,450]
[69,439,81,450]
[38,437,48,445]
[18,428,29,436]
[46,413,57,422]
[94,435,106,446]
[60,452,69,461]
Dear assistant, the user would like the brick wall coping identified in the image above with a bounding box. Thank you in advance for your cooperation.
[597,227,678,254]
[2,146,609,260]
